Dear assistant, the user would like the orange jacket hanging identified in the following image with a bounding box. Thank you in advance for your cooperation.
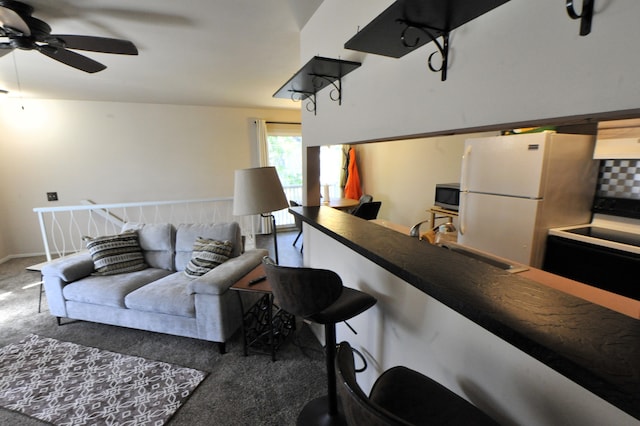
[344,147,362,200]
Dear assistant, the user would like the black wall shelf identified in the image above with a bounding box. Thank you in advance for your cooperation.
[273,56,361,115]
[344,0,510,81]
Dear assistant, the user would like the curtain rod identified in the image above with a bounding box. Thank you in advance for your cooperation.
[264,121,301,125]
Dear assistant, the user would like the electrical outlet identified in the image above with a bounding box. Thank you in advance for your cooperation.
[47,192,58,202]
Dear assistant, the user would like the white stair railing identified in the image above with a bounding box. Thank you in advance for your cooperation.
[80,200,126,228]
[33,198,256,261]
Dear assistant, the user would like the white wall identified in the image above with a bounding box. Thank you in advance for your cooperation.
[0,98,299,258]
[300,0,640,146]
[356,132,497,226]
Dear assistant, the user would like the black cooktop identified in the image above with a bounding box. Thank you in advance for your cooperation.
[565,226,640,248]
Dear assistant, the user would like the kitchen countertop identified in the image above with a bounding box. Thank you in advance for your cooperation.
[291,206,640,420]
[372,219,640,320]
[517,268,640,320]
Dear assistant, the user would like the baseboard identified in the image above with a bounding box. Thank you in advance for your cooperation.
[0,252,47,265]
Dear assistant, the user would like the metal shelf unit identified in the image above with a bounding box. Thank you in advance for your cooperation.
[273,56,361,115]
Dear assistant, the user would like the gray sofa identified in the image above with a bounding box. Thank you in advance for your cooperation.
[41,222,268,353]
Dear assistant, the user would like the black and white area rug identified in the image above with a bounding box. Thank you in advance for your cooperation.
[0,334,207,425]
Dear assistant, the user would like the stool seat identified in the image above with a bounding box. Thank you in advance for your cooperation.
[308,287,376,325]
[336,341,498,426]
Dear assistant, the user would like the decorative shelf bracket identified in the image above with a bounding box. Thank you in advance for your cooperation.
[273,56,361,116]
[566,0,594,36]
[288,90,316,114]
[398,20,450,81]
[310,74,343,105]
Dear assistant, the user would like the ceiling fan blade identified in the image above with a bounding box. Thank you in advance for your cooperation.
[0,4,31,36]
[51,35,138,55]
[37,44,106,73]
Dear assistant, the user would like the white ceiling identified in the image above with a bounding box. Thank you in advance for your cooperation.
[0,0,324,109]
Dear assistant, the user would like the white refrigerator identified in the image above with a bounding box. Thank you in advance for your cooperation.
[458,132,598,268]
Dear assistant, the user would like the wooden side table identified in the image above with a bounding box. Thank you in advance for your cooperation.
[231,264,295,361]
[428,206,458,227]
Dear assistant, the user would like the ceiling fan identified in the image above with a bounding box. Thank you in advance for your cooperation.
[0,0,137,73]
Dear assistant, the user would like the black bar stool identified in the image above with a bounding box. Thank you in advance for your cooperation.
[262,257,377,426]
[336,341,499,425]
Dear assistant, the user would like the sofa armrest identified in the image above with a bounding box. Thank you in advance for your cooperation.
[187,249,269,295]
[41,251,95,282]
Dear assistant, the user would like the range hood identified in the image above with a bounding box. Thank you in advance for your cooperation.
[594,119,640,159]
[593,138,640,159]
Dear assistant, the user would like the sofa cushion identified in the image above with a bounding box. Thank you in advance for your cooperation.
[85,231,148,276]
[175,223,242,271]
[63,268,172,308]
[124,272,195,317]
[184,238,233,277]
[121,223,175,271]
[41,251,95,282]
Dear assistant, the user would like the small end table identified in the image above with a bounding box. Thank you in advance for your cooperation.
[231,264,295,361]
[26,261,46,313]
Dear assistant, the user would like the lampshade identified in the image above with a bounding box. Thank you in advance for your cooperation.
[233,167,289,216]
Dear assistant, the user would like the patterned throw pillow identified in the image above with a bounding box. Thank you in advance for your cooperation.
[184,238,233,278]
[85,231,148,276]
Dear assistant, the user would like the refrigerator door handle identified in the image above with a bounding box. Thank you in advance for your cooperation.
[459,192,466,235]
[460,144,472,191]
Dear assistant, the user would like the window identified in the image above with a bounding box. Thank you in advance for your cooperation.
[266,122,301,227]
[320,144,344,201]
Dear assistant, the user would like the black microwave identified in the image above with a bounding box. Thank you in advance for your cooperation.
[434,183,460,211]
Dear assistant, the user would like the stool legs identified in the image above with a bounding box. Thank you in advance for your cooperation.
[296,322,346,426]
[325,323,338,417]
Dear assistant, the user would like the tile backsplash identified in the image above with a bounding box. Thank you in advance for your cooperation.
[597,159,640,200]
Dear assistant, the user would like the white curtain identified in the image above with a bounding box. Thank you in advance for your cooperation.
[256,119,269,167]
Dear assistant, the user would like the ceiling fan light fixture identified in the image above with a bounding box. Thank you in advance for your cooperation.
[0,0,138,73]
[0,1,31,36]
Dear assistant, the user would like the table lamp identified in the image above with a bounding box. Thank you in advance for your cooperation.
[233,167,289,264]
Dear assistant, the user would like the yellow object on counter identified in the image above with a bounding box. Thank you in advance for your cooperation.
[421,230,436,244]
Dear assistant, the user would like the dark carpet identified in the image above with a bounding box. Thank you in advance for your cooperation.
[0,231,326,425]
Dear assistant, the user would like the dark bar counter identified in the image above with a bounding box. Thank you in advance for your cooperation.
[291,206,640,420]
